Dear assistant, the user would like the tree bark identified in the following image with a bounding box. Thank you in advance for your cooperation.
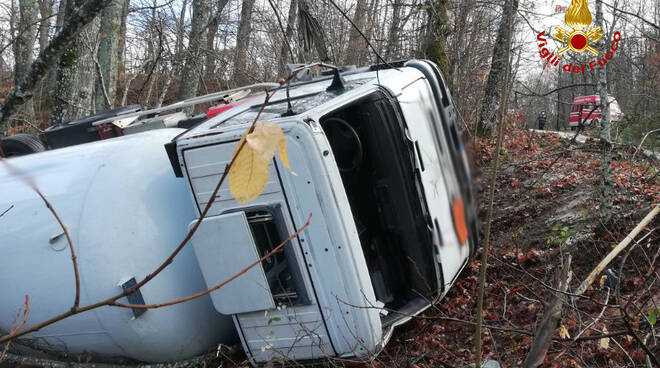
[344,0,369,65]
[231,0,256,86]
[13,0,39,122]
[54,0,65,32]
[177,0,210,104]
[384,0,402,60]
[205,0,230,78]
[277,0,298,76]
[94,0,122,111]
[421,0,451,88]
[476,0,519,137]
[37,0,53,52]
[173,0,187,75]
[117,0,128,71]
[0,0,110,131]
[450,0,474,95]
[51,0,100,124]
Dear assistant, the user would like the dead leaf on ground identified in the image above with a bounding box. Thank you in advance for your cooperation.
[559,324,571,339]
[599,327,610,349]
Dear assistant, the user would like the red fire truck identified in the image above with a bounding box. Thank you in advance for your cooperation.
[569,95,622,129]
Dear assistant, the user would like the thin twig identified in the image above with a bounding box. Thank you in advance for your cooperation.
[0,295,30,362]
[474,16,514,368]
[0,159,81,310]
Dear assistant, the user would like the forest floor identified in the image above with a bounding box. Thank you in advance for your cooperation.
[370,127,660,368]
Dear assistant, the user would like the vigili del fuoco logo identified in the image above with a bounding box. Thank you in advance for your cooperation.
[536,0,621,73]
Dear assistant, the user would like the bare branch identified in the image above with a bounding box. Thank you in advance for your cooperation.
[0,159,81,309]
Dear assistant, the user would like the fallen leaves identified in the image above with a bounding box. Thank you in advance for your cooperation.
[559,325,571,339]
[599,327,610,349]
[229,121,293,204]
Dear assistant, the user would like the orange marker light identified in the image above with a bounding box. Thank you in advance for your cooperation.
[452,197,469,245]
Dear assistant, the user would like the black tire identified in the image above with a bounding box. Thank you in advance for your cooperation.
[0,133,46,157]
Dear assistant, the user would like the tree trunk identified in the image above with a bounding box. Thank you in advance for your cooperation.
[0,0,111,130]
[277,0,298,77]
[205,0,230,79]
[231,0,256,86]
[55,0,65,32]
[476,0,519,137]
[450,0,474,94]
[117,0,128,71]
[177,0,210,105]
[421,0,451,88]
[344,0,369,66]
[94,0,122,111]
[37,0,53,52]
[595,0,613,222]
[14,0,39,121]
[384,0,402,60]
[173,0,187,75]
[51,0,100,124]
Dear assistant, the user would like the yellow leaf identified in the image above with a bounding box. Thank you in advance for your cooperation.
[246,121,294,172]
[599,327,609,348]
[246,121,281,161]
[229,133,270,205]
[559,324,571,339]
[599,275,607,288]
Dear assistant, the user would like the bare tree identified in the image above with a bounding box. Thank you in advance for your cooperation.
[476,0,519,137]
[117,0,128,73]
[205,0,230,79]
[421,0,451,87]
[384,0,402,60]
[14,0,39,121]
[94,0,123,111]
[277,0,298,76]
[177,0,210,104]
[232,0,256,86]
[37,0,53,52]
[344,0,369,65]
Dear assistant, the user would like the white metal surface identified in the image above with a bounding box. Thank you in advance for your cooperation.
[0,129,236,362]
[190,212,275,314]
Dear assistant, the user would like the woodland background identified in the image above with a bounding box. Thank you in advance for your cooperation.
[0,0,659,367]
[0,0,657,144]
